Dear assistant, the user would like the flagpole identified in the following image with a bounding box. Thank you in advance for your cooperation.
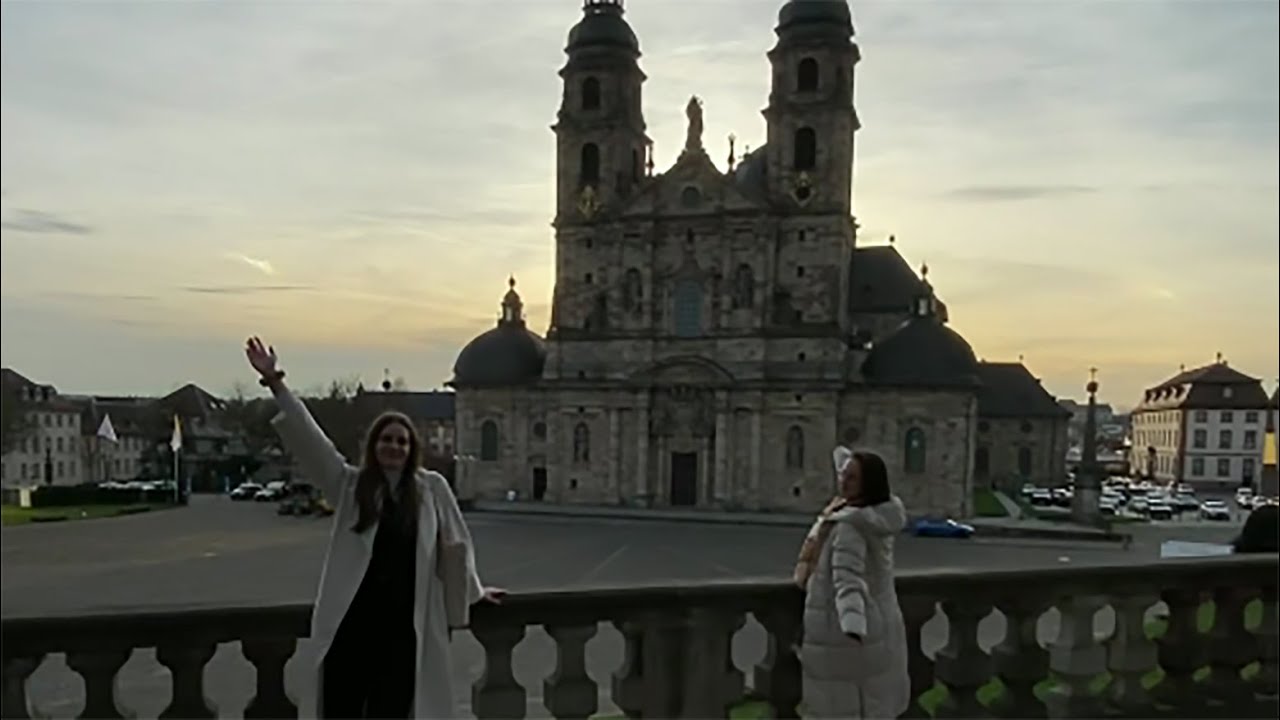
[173,448,180,505]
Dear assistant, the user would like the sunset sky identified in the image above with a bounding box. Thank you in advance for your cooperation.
[2,0,1277,408]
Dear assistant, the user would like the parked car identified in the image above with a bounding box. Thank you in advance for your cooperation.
[229,482,262,501]
[1172,493,1200,512]
[911,518,975,539]
[1148,501,1174,520]
[1029,489,1053,507]
[254,481,287,502]
[1200,500,1232,521]
[277,483,334,517]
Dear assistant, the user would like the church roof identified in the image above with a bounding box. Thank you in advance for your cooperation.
[976,362,1071,418]
[1137,361,1269,411]
[862,318,979,388]
[450,280,546,388]
[847,245,948,321]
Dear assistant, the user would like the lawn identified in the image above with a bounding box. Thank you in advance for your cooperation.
[972,488,1010,517]
[594,600,1263,719]
[0,503,164,526]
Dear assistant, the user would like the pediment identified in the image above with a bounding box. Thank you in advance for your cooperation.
[620,149,763,218]
[629,355,735,386]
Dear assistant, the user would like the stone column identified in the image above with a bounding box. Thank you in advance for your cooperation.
[714,406,730,507]
[608,408,621,502]
[636,401,651,506]
[1072,369,1101,526]
[749,408,764,509]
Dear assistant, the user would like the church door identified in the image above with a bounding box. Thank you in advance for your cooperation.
[670,452,698,507]
[532,467,547,501]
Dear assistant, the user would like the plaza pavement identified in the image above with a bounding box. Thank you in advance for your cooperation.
[4,495,1242,718]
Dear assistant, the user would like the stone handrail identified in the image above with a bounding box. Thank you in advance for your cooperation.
[3,555,1277,718]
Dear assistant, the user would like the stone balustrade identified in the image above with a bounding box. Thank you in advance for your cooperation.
[3,555,1277,719]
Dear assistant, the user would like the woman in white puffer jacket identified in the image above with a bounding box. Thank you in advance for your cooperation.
[798,447,911,718]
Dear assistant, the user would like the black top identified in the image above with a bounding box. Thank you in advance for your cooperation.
[342,485,420,637]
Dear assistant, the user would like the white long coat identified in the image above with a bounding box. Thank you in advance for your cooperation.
[270,387,485,719]
[801,497,910,719]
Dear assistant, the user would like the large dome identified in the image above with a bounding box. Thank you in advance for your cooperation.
[776,0,853,37]
[862,315,980,389]
[451,278,546,388]
[566,0,639,55]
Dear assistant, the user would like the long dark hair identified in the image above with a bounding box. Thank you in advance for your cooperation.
[352,412,422,534]
[1233,505,1278,554]
[851,451,892,507]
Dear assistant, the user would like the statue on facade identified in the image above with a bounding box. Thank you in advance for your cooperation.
[684,96,704,153]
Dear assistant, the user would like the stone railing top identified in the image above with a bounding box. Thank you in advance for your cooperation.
[4,554,1276,658]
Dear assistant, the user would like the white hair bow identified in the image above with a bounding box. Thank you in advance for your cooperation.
[832,445,853,475]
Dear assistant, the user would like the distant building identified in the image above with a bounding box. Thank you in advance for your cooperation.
[1130,360,1270,490]
[1,368,86,487]
[70,395,154,484]
[974,362,1070,490]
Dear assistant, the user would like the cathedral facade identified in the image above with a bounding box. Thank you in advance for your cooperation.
[449,0,989,517]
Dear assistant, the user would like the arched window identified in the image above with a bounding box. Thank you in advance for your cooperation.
[573,422,590,463]
[673,280,703,337]
[793,128,816,171]
[622,268,643,312]
[1017,447,1033,478]
[974,446,990,479]
[785,425,805,470]
[797,57,819,92]
[581,76,601,111]
[731,264,754,310]
[631,148,641,182]
[904,427,926,474]
[480,420,499,462]
[580,143,600,186]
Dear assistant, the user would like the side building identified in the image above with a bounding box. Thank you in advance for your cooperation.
[974,362,1070,491]
[1130,360,1270,490]
[1,368,86,487]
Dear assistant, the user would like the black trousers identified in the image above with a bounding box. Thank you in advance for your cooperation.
[321,624,416,719]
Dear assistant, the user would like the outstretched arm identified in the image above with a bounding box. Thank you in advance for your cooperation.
[246,337,352,497]
[831,521,870,640]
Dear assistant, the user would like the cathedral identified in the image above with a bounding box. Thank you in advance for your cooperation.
[448,0,1064,516]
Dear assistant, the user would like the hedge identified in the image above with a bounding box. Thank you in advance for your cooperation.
[30,484,175,508]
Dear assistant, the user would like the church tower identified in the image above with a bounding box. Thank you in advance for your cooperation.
[762,0,861,215]
[553,0,650,225]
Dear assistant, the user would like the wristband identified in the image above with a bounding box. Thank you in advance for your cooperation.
[258,370,286,387]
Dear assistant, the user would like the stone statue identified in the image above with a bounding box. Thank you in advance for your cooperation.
[684,95,704,153]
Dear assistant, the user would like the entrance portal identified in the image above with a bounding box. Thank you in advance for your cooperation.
[670,452,698,507]
[532,467,548,501]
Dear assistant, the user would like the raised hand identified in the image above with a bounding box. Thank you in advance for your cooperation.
[244,336,279,379]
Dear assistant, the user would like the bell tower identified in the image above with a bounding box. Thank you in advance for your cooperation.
[553,0,650,225]
[763,0,861,215]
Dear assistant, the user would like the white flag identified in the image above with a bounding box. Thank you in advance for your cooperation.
[96,415,118,444]
[170,415,183,452]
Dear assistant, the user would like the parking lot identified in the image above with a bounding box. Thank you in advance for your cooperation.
[3,495,1242,717]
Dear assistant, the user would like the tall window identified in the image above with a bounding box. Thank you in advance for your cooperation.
[732,264,754,310]
[1217,458,1230,477]
[573,422,591,463]
[1244,430,1258,449]
[904,427,926,474]
[1191,457,1205,476]
[793,127,817,171]
[1219,430,1232,449]
[1195,410,1208,423]
[785,426,805,469]
[1243,458,1256,483]
[673,280,703,337]
[622,268,643,312]
[1017,447,1033,478]
[797,57,819,92]
[580,143,600,186]
[1193,429,1207,448]
[480,420,499,462]
[974,446,990,479]
[581,76,601,111]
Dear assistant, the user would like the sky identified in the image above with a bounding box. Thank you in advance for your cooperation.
[1,0,1277,408]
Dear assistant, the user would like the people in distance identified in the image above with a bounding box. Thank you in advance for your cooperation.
[796,446,910,719]
[245,336,504,719]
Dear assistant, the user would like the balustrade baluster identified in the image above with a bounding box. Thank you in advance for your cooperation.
[543,622,598,720]
[66,649,132,720]
[898,595,938,719]
[682,608,745,718]
[2,654,43,720]
[1207,585,1258,711]
[992,596,1049,719]
[610,619,645,719]
[156,641,217,719]
[1153,587,1207,713]
[1254,583,1278,699]
[639,610,688,717]
[1044,594,1106,719]
[241,637,298,719]
[1106,592,1159,714]
[934,599,994,718]
[751,605,802,719]
[471,623,527,719]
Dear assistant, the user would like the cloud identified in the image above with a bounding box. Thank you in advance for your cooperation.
[941,185,1097,202]
[0,208,92,235]
[181,285,311,295]
[226,252,276,276]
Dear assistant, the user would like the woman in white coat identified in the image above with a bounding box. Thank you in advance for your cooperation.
[245,336,503,719]
[798,448,910,719]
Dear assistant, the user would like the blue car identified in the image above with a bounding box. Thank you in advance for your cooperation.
[911,518,975,539]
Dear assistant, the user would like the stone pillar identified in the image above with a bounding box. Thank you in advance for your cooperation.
[1072,369,1101,526]
[714,408,730,507]
[750,409,764,509]
[608,408,620,502]
[636,401,651,506]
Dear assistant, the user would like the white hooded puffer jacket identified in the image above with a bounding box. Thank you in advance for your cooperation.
[801,497,911,719]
